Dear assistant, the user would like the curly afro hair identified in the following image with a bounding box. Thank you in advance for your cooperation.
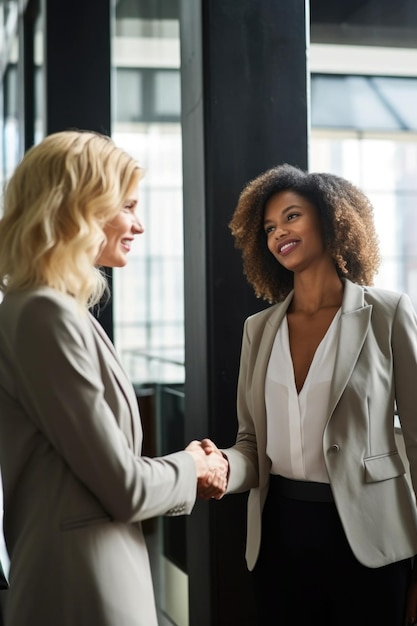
[229,163,381,304]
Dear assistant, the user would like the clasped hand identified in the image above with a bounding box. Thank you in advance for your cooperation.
[185,438,229,500]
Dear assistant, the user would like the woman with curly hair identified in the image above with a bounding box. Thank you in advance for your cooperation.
[200,163,417,625]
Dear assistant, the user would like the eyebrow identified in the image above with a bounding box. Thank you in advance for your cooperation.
[263,204,302,224]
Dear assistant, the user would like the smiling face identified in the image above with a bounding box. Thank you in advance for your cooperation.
[97,180,144,268]
[263,190,329,274]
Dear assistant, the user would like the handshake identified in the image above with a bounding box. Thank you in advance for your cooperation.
[185,438,229,501]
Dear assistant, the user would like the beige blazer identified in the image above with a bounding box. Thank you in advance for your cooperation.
[0,287,197,626]
[224,279,417,571]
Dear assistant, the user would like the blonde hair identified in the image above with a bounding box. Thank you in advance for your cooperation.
[0,130,142,308]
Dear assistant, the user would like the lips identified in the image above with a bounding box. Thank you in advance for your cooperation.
[121,238,133,252]
[277,239,300,255]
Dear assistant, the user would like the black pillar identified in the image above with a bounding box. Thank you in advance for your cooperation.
[22,0,36,153]
[44,0,111,136]
[181,1,309,624]
[43,0,113,340]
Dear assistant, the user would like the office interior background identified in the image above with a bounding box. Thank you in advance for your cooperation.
[1,0,417,624]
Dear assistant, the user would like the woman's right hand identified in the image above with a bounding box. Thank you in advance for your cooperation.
[185,440,229,500]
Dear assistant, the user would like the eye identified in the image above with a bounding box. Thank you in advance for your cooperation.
[287,212,299,221]
[264,225,275,235]
[122,203,136,213]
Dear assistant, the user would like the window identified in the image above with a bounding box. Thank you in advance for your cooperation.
[311,73,417,310]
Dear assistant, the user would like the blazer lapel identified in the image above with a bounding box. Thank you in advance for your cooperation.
[252,291,293,402]
[88,313,141,449]
[251,292,293,462]
[327,279,373,417]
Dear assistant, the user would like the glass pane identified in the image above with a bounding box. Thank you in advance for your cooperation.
[372,77,417,132]
[310,133,417,311]
[154,70,181,116]
[111,3,185,625]
[34,9,44,143]
[111,126,184,378]
[115,69,143,121]
[2,60,19,184]
[0,0,19,582]
[311,75,405,131]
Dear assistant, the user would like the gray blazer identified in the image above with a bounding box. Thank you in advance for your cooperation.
[0,287,197,626]
[224,279,417,571]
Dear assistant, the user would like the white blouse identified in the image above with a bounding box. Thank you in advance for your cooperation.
[265,309,341,483]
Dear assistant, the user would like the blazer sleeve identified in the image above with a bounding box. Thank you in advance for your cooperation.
[12,294,197,522]
[392,292,417,498]
[223,317,259,493]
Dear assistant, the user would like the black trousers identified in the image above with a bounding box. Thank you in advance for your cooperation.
[252,476,412,626]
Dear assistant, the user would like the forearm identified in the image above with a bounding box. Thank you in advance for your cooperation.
[221,445,258,493]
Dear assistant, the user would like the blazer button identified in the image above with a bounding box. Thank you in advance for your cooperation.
[329,444,340,453]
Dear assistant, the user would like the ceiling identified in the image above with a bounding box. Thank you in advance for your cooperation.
[310,0,417,48]
[115,0,417,49]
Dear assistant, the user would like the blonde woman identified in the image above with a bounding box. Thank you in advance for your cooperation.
[0,130,227,626]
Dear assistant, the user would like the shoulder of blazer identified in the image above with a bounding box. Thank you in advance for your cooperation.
[338,278,406,316]
[6,286,84,313]
[5,286,92,342]
[245,290,294,330]
[362,285,406,309]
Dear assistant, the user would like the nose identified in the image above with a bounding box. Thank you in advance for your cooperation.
[132,216,144,234]
[275,225,289,239]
